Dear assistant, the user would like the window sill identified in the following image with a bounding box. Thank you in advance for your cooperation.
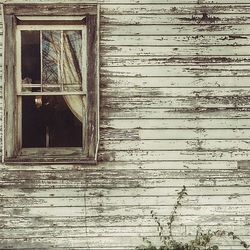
[4,147,97,164]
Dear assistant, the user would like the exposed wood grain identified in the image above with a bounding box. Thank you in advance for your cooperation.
[0,220,249,238]
[2,195,250,208]
[101,107,250,119]
[0,160,237,171]
[4,4,97,15]
[86,14,99,160]
[101,118,250,129]
[0,236,249,249]
[100,140,250,151]
[100,128,250,140]
[2,169,249,182]
[1,177,249,189]
[101,76,250,88]
[0,226,185,238]
[101,4,250,15]
[86,225,249,237]
[2,0,250,3]
[101,14,250,25]
[2,186,250,198]
[1,0,97,2]
[101,45,250,56]
[100,0,250,3]
[1,205,249,220]
[98,150,250,161]
[101,24,250,36]
[4,15,17,159]
[101,65,250,77]
[101,87,250,97]
[101,56,250,66]
[101,35,250,47]
[102,96,250,109]
[85,215,250,227]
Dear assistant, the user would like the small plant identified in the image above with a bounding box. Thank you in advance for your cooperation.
[136,186,249,250]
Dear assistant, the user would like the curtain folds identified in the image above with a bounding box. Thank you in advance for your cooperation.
[61,31,85,122]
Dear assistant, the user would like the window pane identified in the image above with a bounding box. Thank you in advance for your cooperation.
[62,30,82,91]
[21,30,83,93]
[22,95,83,148]
[21,31,41,92]
[42,31,61,91]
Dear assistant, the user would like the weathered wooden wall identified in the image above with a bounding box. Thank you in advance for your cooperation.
[1,0,250,249]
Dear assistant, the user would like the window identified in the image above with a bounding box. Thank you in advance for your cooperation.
[3,4,99,163]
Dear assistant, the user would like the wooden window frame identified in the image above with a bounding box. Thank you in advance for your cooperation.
[3,4,99,164]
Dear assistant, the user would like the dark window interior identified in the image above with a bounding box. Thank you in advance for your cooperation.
[22,96,82,147]
[21,30,41,87]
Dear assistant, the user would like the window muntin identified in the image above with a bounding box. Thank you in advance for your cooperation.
[16,24,87,152]
[17,25,87,95]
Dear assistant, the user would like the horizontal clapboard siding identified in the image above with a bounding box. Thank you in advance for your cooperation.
[97,3,250,248]
[1,1,250,250]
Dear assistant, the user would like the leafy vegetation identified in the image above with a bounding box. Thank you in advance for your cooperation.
[136,186,249,250]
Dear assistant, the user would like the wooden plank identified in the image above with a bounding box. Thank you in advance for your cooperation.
[98,150,250,161]
[101,35,250,47]
[1,205,250,220]
[101,14,250,25]
[101,24,250,36]
[3,0,250,3]
[0,197,88,207]
[86,225,250,237]
[0,226,184,238]
[1,0,249,4]
[101,76,250,88]
[101,65,250,77]
[101,107,250,119]
[2,195,250,207]
[2,195,250,208]
[0,236,249,249]
[101,56,250,66]
[101,118,250,129]
[1,169,249,182]
[100,128,250,140]
[4,4,97,15]
[100,139,250,151]
[1,176,249,189]
[0,160,237,171]
[101,45,250,56]
[84,169,250,180]
[2,0,97,3]
[4,15,17,159]
[101,87,250,97]
[86,14,99,160]
[2,186,250,198]
[100,0,250,3]
[102,96,250,109]
[101,4,250,15]
[0,221,249,238]
[85,215,250,227]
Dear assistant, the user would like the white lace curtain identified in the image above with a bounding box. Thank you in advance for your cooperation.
[41,30,85,122]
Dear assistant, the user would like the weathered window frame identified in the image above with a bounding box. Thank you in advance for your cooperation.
[3,4,99,164]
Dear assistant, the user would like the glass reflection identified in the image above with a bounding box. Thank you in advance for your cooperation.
[62,30,82,91]
[42,31,61,90]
